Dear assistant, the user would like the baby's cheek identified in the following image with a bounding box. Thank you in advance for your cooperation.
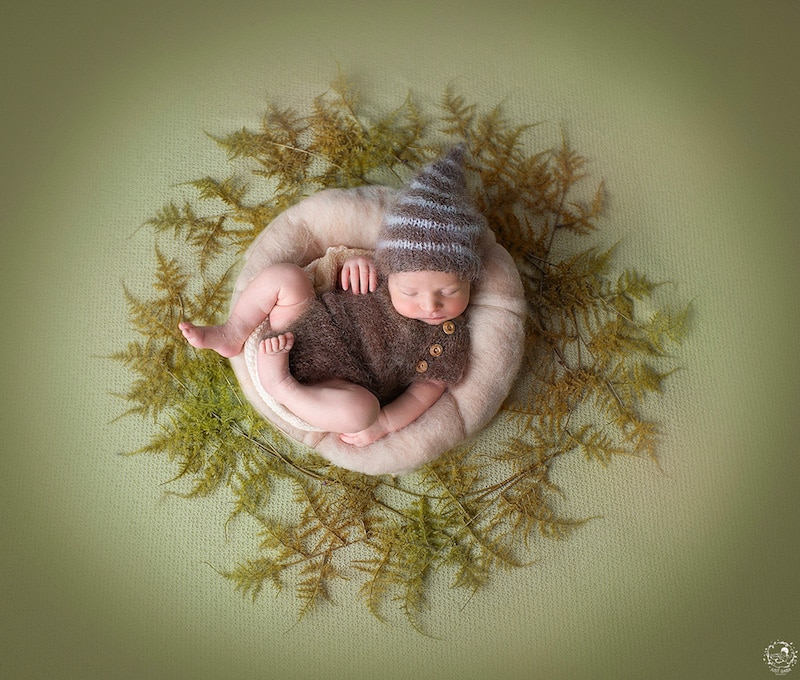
[394,300,415,318]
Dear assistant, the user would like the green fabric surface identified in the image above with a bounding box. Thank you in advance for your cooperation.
[2,1,798,679]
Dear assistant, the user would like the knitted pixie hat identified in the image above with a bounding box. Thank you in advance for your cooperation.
[375,144,485,281]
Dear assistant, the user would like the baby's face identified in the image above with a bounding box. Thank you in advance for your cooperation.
[387,270,471,325]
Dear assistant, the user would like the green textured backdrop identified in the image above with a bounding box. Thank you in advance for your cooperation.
[2,1,798,679]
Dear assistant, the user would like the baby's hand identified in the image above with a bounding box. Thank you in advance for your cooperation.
[340,418,389,447]
[340,256,377,294]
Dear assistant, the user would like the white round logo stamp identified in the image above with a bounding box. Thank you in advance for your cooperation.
[764,641,798,675]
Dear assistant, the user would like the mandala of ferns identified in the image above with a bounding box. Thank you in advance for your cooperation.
[114,77,688,629]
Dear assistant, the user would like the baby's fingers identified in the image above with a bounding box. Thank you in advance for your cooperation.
[340,259,377,294]
[340,263,361,292]
[340,265,351,291]
[360,263,378,294]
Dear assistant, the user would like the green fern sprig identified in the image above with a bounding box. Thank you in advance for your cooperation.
[222,555,285,602]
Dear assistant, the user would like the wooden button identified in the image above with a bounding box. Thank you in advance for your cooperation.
[442,321,456,335]
[429,343,443,357]
[416,360,428,373]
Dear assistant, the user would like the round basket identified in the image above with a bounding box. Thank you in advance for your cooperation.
[228,186,527,475]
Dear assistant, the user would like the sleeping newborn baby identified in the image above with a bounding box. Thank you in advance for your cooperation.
[180,145,485,446]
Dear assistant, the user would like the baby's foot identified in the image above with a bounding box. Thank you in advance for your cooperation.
[178,321,244,357]
[256,332,295,397]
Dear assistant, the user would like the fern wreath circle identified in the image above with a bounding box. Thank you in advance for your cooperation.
[116,78,688,628]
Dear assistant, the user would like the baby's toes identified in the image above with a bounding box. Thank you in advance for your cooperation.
[260,332,294,354]
[280,332,295,351]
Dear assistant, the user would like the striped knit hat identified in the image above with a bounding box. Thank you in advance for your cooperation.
[375,144,485,282]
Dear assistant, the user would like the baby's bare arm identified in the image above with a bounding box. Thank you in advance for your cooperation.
[339,255,378,294]
[339,380,447,447]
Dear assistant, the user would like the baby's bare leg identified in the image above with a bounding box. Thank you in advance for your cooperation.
[257,333,381,433]
[179,263,314,357]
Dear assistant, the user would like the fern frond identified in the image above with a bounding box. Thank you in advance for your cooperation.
[440,86,477,138]
[443,542,490,593]
[569,424,629,466]
[227,456,273,525]
[617,268,660,300]
[296,552,340,620]
[611,361,676,405]
[184,268,232,326]
[185,175,247,207]
[646,304,691,351]
[223,556,283,601]
[616,415,660,463]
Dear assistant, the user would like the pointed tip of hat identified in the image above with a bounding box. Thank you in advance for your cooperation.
[444,142,468,165]
[421,142,469,187]
[374,143,484,281]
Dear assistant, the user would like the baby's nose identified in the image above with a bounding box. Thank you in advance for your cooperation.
[421,295,441,311]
